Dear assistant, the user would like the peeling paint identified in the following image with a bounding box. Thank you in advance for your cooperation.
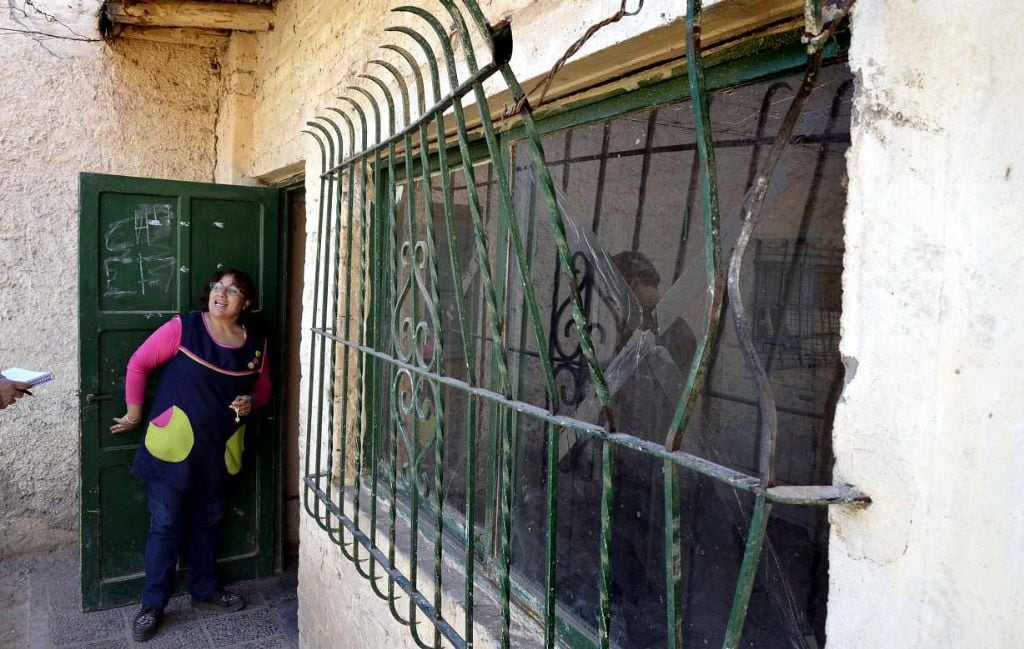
[841,354,858,385]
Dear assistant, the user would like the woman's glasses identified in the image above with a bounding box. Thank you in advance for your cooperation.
[209,281,243,297]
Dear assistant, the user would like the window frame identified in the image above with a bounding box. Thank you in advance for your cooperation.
[299,7,864,647]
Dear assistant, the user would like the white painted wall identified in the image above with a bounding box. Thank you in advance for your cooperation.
[0,1,222,558]
[295,514,415,649]
[829,1,1024,646]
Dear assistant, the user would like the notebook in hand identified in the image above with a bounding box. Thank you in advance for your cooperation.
[2,368,54,386]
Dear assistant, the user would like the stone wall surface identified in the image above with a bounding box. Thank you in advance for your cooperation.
[830,1,1024,646]
[0,1,221,558]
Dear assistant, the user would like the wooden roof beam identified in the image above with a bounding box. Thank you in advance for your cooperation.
[105,1,274,32]
[112,25,231,48]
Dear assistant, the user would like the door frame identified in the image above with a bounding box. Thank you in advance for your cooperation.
[273,175,306,570]
[79,172,282,610]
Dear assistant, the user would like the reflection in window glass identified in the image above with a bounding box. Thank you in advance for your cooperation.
[506,62,852,647]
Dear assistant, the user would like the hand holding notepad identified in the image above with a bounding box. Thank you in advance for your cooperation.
[1,367,51,409]
[2,367,54,387]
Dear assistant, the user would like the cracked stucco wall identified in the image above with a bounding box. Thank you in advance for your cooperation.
[829,1,1024,646]
[0,1,221,558]
[215,32,260,185]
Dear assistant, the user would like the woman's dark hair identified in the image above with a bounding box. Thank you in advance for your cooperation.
[611,251,661,288]
[198,267,257,314]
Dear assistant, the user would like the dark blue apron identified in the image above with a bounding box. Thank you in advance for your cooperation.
[130,312,265,496]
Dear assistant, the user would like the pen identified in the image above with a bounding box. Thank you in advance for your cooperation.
[18,388,33,396]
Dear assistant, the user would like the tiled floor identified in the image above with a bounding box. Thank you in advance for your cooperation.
[0,544,298,648]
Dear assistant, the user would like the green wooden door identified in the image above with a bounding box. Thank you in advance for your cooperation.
[79,173,280,610]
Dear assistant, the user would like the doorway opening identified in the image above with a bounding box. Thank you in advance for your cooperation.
[279,182,306,568]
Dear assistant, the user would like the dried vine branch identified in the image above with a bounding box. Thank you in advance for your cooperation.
[1,0,102,44]
[505,0,644,117]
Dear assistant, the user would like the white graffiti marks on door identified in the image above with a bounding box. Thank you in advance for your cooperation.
[103,204,176,300]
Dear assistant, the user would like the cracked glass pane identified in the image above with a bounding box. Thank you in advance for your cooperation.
[506,61,852,647]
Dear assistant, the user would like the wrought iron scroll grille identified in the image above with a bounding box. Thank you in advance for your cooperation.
[300,1,866,648]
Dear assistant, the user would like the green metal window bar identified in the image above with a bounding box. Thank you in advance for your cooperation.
[300,1,867,648]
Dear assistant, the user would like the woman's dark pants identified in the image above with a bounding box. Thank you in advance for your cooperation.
[141,480,225,609]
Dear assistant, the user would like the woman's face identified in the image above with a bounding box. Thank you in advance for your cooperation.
[208,274,251,321]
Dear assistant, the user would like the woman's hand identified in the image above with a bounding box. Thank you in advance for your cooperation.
[229,395,253,420]
[110,413,141,434]
[110,404,144,434]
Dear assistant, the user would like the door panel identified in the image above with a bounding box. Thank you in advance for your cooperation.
[97,193,179,312]
[98,467,149,579]
[80,173,280,610]
[96,329,158,450]
[190,197,274,306]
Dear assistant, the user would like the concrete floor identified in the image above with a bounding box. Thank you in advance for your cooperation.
[0,545,298,649]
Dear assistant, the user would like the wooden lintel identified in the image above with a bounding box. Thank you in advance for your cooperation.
[112,24,231,48]
[445,1,807,140]
[105,1,274,32]
[513,0,807,118]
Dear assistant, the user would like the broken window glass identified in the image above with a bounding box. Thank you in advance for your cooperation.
[505,61,853,648]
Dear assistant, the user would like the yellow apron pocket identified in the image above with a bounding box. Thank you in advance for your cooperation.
[144,406,194,463]
[224,425,246,475]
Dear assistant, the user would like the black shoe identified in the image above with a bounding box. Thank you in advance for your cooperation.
[191,588,246,613]
[132,607,163,642]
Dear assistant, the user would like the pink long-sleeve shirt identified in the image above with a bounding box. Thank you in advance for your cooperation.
[125,315,271,408]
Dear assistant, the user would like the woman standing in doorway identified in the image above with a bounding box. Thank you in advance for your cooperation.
[111,268,271,642]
